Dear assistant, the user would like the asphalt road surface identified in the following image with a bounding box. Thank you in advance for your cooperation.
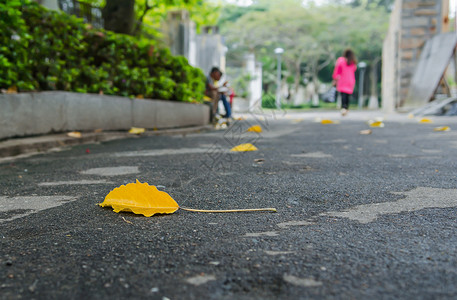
[1,111,457,299]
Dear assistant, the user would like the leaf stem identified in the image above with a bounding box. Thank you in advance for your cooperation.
[180,207,277,213]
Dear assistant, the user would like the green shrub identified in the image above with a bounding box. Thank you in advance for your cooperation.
[0,0,205,102]
[0,0,34,90]
[262,93,276,109]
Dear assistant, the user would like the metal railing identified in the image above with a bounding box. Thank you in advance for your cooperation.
[58,0,103,28]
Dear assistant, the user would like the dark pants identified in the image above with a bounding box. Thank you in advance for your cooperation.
[341,92,351,109]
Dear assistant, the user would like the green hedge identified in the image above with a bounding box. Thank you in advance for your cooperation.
[0,0,206,102]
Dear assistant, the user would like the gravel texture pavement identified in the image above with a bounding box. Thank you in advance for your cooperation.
[1,110,457,299]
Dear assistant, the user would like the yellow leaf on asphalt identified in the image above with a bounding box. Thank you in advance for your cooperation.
[434,126,450,132]
[67,131,82,138]
[247,125,262,133]
[419,118,433,123]
[321,119,334,124]
[230,143,258,152]
[129,127,145,134]
[369,121,384,128]
[99,180,179,217]
[99,180,276,217]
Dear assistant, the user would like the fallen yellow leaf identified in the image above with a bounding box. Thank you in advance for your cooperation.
[247,125,262,133]
[321,119,334,124]
[369,121,384,128]
[230,143,258,152]
[129,127,145,134]
[99,180,276,217]
[419,118,433,123]
[100,180,179,217]
[67,131,82,138]
[434,126,450,132]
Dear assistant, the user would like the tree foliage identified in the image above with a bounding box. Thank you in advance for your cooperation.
[217,4,267,26]
[83,0,220,37]
[137,0,220,36]
[349,0,395,12]
[220,0,389,97]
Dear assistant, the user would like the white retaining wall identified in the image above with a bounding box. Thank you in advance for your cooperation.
[0,91,210,139]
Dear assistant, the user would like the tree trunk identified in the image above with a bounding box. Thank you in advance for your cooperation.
[311,61,320,107]
[311,74,320,106]
[293,62,301,103]
[103,0,135,35]
[368,57,381,109]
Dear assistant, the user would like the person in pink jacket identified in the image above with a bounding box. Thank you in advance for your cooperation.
[332,49,357,116]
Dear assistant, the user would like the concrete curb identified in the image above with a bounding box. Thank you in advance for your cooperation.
[0,91,210,140]
[0,125,213,160]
